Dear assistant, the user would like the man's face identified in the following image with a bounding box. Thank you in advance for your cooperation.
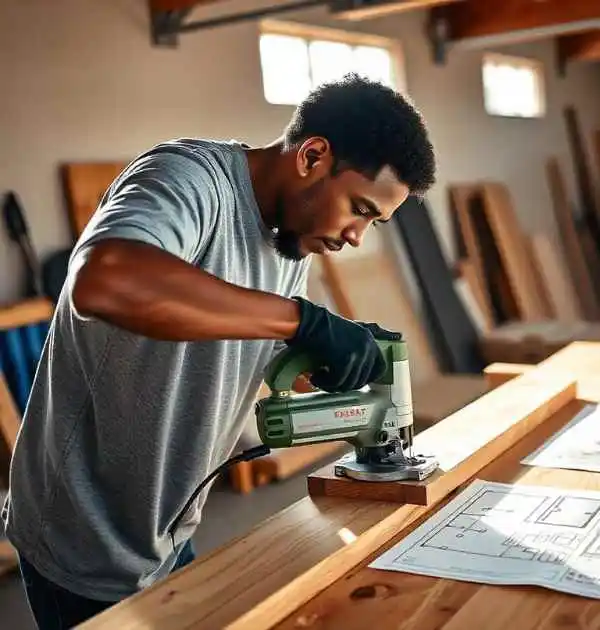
[272,137,410,260]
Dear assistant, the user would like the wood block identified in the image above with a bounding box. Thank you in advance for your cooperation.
[307,371,575,504]
[483,362,533,389]
[252,442,347,483]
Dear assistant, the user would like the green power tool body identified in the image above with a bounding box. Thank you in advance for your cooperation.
[255,339,439,482]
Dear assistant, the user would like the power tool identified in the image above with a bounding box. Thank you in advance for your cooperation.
[255,338,439,482]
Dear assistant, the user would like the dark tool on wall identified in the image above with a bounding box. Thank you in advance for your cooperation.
[2,191,44,298]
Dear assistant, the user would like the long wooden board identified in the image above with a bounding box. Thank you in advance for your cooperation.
[307,370,574,504]
[273,398,594,630]
[229,375,577,630]
[546,157,599,320]
[77,344,597,630]
[480,183,547,321]
[449,185,496,327]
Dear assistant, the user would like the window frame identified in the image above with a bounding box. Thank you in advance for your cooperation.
[258,19,406,106]
[481,52,546,119]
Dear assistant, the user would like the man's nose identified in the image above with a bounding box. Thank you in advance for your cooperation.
[343,223,368,248]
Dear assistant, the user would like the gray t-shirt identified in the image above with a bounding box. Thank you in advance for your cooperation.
[2,139,310,601]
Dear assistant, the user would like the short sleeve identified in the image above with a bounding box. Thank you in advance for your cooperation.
[72,149,218,264]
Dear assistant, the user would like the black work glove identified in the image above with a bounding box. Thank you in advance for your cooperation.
[286,297,402,393]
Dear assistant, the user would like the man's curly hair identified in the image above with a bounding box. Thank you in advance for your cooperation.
[283,73,436,197]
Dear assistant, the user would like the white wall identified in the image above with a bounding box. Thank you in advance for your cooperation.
[1,0,600,302]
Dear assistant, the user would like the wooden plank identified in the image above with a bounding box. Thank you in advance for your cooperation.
[545,157,599,320]
[529,232,582,322]
[330,0,461,21]
[252,443,348,485]
[524,234,555,319]
[0,297,53,330]
[231,377,577,630]
[149,0,223,11]
[273,397,594,630]
[480,183,548,321]
[480,320,600,365]
[559,29,600,63]
[76,343,598,630]
[306,370,575,504]
[455,259,494,332]
[61,162,127,239]
[564,106,600,253]
[448,186,496,326]
[438,0,600,43]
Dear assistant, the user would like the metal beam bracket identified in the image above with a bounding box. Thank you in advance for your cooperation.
[148,0,325,47]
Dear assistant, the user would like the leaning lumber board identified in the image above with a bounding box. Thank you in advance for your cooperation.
[546,157,599,320]
[229,374,576,630]
[480,183,547,321]
[274,398,591,630]
[449,186,496,327]
[529,232,582,322]
[307,370,575,504]
[61,161,127,239]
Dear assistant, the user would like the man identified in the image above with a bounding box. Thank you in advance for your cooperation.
[3,72,435,628]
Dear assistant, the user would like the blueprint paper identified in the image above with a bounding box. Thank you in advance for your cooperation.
[370,480,600,598]
[522,404,600,473]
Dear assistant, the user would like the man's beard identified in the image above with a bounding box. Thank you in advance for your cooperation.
[273,229,304,261]
[270,197,305,261]
[270,181,323,261]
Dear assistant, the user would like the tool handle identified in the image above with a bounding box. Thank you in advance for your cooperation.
[265,339,407,394]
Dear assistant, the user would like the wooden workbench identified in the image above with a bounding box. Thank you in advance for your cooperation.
[80,342,600,630]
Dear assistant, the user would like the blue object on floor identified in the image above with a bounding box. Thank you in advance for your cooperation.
[0,319,50,414]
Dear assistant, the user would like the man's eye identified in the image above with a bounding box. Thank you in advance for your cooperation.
[352,203,369,217]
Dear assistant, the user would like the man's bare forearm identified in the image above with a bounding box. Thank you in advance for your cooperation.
[70,239,301,342]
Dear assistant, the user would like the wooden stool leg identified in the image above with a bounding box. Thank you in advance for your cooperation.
[229,461,254,494]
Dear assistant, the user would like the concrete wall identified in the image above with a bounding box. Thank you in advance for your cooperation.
[1,0,600,302]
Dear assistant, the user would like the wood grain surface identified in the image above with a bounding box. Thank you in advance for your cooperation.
[79,343,599,630]
[275,397,598,630]
[307,370,574,503]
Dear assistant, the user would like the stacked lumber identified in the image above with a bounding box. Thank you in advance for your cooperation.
[451,108,600,330]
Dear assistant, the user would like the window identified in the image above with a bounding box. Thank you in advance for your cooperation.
[482,53,545,118]
[258,20,403,106]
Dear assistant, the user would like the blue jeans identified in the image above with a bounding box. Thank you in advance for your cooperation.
[18,539,196,630]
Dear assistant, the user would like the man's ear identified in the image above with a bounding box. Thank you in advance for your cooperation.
[297,137,332,178]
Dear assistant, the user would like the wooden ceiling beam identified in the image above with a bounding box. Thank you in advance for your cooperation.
[149,0,220,11]
[436,0,600,47]
[329,0,462,22]
[559,29,600,63]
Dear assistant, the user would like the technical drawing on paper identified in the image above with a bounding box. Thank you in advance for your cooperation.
[522,403,600,473]
[369,480,600,599]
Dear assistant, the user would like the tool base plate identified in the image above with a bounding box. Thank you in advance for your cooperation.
[333,451,439,482]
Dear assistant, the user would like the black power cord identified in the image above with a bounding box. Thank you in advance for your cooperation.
[169,444,271,544]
